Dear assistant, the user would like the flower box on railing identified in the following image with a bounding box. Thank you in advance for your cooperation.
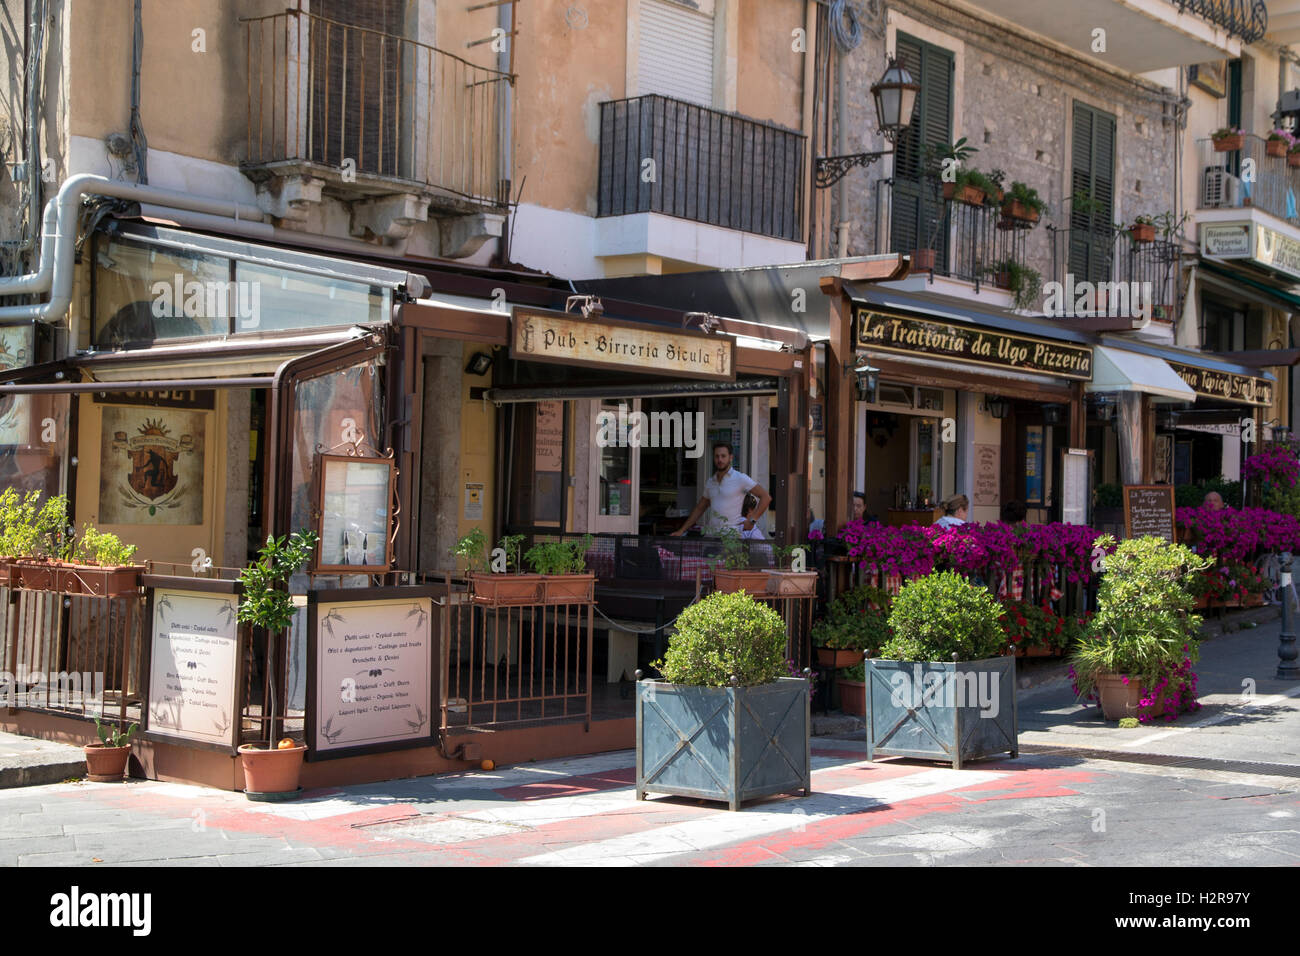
[9,561,143,596]
[469,571,542,607]
[1289,151,1300,169]
[1267,139,1289,158]
[1000,198,1040,224]
[1212,133,1244,152]
[943,182,985,206]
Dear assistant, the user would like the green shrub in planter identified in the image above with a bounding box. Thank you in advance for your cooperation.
[812,585,892,654]
[655,589,787,686]
[880,570,1005,663]
[639,590,809,809]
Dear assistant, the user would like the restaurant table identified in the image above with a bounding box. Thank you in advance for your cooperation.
[886,507,943,527]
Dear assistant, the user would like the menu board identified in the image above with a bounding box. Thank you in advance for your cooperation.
[316,454,394,572]
[973,443,1000,507]
[311,594,434,757]
[1123,484,1176,542]
[1061,449,1091,527]
[146,587,240,748]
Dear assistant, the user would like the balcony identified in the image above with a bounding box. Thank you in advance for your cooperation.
[597,95,806,246]
[240,9,510,252]
[1047,223,1183,326]
[963,0,1250,71]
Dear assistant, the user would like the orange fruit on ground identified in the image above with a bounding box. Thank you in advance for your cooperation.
[480,759,495,771]
[277,738,296,750]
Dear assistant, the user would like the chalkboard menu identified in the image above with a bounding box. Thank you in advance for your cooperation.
[1123,485,1176,542]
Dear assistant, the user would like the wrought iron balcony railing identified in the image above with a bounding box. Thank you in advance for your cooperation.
[1195,133,1300,226]
[1047,223,1183,323]
[242,9,512,207]
[1170,1,1267,44]
[597,95,806,243]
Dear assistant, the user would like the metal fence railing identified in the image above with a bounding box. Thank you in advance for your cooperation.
[1195,133,1300,227]
[242,8,511,207]
[598,94,806,242]
[1048,223,1182,322]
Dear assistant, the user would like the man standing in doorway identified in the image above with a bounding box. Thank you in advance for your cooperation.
[672,442,772,535]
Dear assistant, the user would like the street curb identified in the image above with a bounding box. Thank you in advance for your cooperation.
[0,758,86,790]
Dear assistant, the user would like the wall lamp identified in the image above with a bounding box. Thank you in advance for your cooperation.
[465,351,494,376]
[985,395,1011,419]
[846,358,879,402]
[814,57,919,188]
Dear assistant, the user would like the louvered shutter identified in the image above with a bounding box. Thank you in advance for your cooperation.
[1069,102,1116,284]
[890,34,953,269]
[638,0,715,107]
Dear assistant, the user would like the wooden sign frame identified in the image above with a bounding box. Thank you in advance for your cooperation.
[1122,484,1177,542]
[313,453,397,573]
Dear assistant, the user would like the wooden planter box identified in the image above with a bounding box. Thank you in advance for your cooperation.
[56,564,144,597]
[713,569,774,595]
[636,677,810,811]
[1267,139,1289,158]
[766,570,818,597]
[815,647,863,669]
[540,573,595,605]
[839,679,866,717]
[865,656,1018,769]
[942,182,985,206]
[1129,223,1156,243]
[1212,134,1244,152]
[469,571,542,607]
[1000,198,1040,223]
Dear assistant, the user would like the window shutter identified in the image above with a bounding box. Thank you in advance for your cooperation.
[638,0,715,107]
[1069,102,1116,284]
[890,34,953,268]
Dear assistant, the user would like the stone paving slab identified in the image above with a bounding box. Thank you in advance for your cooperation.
[0,730,87,790]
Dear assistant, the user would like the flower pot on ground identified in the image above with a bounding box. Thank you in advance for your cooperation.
[811,585,891,668]
[1094,674,1167,721]
[865,571,1018,768]
[838,666,866,717]
[526,534,596,604]
[815,648,863,668]
[236,530,319,799]
[1070,535,1209,723]
[637,590,810,810]
[84,718,138,782]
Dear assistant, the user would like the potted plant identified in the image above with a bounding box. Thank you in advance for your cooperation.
[811,585,892,669]
[1267,129,1294,158]
[1211,127,1243,152]
[1000,181,1046,225]
[766,544,819,597]
[944,167,991,206]
[984,259,1043,311]
[525,534,595,604]
[986,168,1007,204]
[1289,142,1300,168]
[59,525,143,597]
[636,590,810,810]
[84,717,138,782]
[5,492,72,592]
[236,529,318,800]
[1129,215,1156,243]
[865,570,1018,768]
[1069,535,1210,721]
[712,526,774,594]
[454,529,543,606]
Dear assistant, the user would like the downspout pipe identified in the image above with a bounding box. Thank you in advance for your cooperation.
[0,174,265,342]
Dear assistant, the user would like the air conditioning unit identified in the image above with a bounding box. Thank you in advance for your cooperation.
[1202,166,1241,208]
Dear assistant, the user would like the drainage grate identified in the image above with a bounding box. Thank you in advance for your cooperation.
[1018,744,1300,779]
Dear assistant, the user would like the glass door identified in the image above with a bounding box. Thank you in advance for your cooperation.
[589,399,640,533]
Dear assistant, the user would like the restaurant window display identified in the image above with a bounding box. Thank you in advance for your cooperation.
[856,385,957,526]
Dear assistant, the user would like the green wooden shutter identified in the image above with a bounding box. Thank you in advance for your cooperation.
[1069,102,1116,284]
[890,34,953,269]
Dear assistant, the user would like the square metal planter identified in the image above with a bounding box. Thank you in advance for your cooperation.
[636,677,811,811]
[865,657,1018,769]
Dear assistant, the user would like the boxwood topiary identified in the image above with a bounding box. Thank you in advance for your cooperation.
[655,590,788,687]
[879,570,1006,662]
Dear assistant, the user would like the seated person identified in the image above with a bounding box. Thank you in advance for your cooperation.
[1001,500,1027,525]
[934,493,969,529]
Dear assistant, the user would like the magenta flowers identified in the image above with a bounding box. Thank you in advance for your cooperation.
[1240,445,1299,489]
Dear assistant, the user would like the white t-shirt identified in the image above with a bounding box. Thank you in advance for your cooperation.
[933,515,966,529]
[703,466,758,532]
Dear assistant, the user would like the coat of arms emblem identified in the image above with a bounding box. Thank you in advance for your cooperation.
[111,418,196,516]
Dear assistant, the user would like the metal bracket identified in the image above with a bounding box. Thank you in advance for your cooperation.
[814,150,891,189]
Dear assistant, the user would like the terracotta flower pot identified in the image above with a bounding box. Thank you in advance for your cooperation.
[1129,223,1155,243]
[84,743,131,782]
[910,248,936,272]
[1212,134,1243,152]
[713,569,774,595]
[815,647,863,669]
[540,573,595,605]
[57,564,144,597]
[943,182,985,206]
[238,743,306,796]
[1025,644,1053,657]
[765,570,818,597]
[838,679,866,717]
[1267,139,1289,158]
[991,271,1012,290]
[13,561,57,592]
[1001,198,1040,223]
[469,571,542,606]
[1095,674,1165,720]
[1289,152,1300,168]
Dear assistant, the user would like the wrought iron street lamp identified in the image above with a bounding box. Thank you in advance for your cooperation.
[814,57,919,189]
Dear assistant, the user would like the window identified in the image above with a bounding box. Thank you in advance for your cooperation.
[891,34,954,269]
[1069,102,1116,284]
[589,399,641,533]
[637,0,715,106]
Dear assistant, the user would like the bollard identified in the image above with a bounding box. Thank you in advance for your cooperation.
[1278,552,1299,680]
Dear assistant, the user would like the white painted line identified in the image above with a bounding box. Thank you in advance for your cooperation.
[516,768,1006,866]
[1123,684,1300,748]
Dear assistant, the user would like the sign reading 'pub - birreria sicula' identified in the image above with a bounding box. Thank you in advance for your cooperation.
[1166,362,1274,407]
[511,307,736,382]
[855,308,1093,380]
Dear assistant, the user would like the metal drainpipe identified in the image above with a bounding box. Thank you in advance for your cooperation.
[0,174,265,348]
[836,45,849,257]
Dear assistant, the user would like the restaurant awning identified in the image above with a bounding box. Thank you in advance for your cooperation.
[1087,345,1196,403]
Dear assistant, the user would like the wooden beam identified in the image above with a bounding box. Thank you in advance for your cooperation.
[396,302,510,344]
[736,348,799,376]
[824,292,854,535]
[838,255,910,283]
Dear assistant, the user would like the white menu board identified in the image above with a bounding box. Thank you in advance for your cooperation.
[1061,448,1090,527]
[147,588,240,746]
[314,596,433,753]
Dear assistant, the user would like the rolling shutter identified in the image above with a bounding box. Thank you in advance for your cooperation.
[890,34,953,269]
[1069,102,1116,284]
[638,0,715,107]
